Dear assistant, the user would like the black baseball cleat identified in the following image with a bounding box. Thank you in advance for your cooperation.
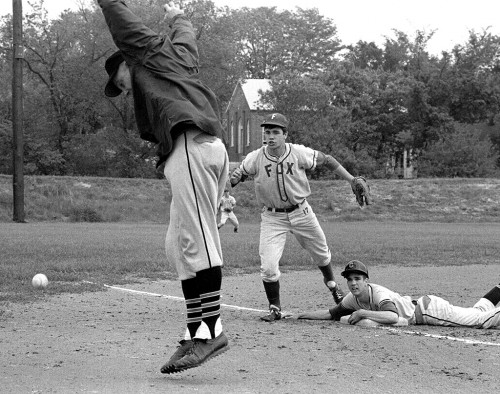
[160,339,194,374]
[165,333,229,373]
[260,305,282,322]
[328,283,345,304]
[234,227,238,233]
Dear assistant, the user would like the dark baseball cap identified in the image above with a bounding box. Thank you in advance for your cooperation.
[261,113,289,129]
[341,260,369,278]
[104,50,125,97]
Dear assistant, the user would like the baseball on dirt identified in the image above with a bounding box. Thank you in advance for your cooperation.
[32,273,49,289]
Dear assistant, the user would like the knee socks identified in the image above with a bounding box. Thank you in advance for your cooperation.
[263,280,281,309]
[196,266,223,339]
[483,285,500,306]
[181,277,202,339]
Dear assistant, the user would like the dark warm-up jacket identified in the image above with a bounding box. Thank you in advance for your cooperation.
[97,0,226,164]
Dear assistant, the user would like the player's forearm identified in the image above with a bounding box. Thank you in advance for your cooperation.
[317,153,354,182]
[353,310,399,325]
[296,310,333,320]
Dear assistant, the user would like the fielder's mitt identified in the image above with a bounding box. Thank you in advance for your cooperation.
[224,208,232,213]
[351,176,372,207]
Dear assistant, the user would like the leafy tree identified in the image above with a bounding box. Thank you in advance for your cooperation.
[230,6,341,79]
[447,29,500,123]
[343,41,384,70]
[418,122,499,177]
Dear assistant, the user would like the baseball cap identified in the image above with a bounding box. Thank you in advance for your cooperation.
[104,50,125,97]
[341,260,369,278]
[261,113,289,129]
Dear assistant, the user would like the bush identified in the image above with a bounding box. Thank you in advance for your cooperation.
[67,205,104,222]
[418,123,499,177]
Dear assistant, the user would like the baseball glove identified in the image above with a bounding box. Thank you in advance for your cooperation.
[224,208,232,212]
[351,176,372,207]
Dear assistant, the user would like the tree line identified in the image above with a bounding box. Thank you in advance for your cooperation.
[0,0,499,178]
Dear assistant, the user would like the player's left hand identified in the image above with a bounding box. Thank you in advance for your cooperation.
[163,2,184,21]
[347,310,366,325]
[351,176,372,207]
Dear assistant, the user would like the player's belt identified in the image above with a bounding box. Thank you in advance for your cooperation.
[267,205,299,213]
[412,299,424,324]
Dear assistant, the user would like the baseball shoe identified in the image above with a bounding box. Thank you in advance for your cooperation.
[234,227,238,233]
[166,333,229,373]
[260,305,282,322]
[160,339,194,374]
[327,282,345,304]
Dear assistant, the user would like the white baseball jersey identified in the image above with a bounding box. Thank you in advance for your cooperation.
[240,143,317,209]
[219,195,236,211]
[333,283,500,328]
[340,284,416,320]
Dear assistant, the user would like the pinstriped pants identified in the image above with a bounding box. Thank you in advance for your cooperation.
[164,130,229,280]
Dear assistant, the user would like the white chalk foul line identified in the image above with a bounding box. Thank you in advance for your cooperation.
[103,284,268,313]
[381,326,500,347]
[98,283,500,347]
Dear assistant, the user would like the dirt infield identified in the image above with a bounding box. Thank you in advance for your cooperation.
[2,264,500,393]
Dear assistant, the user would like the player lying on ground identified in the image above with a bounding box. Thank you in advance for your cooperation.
[97,1,229,374]
[230,112,372,322]
[218,189,239,233]
[297,260,500,328]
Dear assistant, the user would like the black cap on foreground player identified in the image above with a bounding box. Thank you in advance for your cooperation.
[260,113,289,129]
[341,260,369,278]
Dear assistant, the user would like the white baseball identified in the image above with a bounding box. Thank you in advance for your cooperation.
[32,273,49,289]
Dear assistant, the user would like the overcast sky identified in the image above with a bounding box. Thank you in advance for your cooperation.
[1,0,499,55]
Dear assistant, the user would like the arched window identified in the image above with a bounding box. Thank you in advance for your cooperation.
[237,118,243,153]
[230,121,234,147]
[246,120,250,146]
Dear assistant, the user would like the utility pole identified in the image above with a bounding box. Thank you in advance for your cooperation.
[12,0,25,222]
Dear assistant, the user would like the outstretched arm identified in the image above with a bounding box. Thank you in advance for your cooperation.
[97,0,158,55]
[298,303,353,321]
[316,150,372,207]
[296,310,333,320]
[316,151,354,182]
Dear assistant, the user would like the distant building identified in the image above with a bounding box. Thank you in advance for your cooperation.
[225,79,273,163]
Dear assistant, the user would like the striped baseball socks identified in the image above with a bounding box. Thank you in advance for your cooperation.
[181,277,202,339]
[195,266,223,339]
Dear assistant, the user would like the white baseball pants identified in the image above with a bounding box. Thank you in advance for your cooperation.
[417,295,500,328]
[259,200,331,282]
[164,130,229,280]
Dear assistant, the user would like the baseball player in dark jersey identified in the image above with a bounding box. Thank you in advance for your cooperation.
[230,113,366,322]
[97,1,229,373]
[298,260,500,329]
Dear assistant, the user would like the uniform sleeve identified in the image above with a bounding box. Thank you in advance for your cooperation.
[97,0,198,66]
[293,144,317,170]
[371,285,400,316]
[240,149,260,176]
[168,16,199,61]
[378,300,399,315]
[97,0,159,61]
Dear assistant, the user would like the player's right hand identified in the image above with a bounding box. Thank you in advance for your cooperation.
[230,168,243,186]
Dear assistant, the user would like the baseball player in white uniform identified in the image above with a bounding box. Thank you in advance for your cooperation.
[230,113,365,322]
[218,189,239,233]
[298,260,500,329]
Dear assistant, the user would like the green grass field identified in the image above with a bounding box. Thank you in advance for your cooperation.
[1,221,499,305]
